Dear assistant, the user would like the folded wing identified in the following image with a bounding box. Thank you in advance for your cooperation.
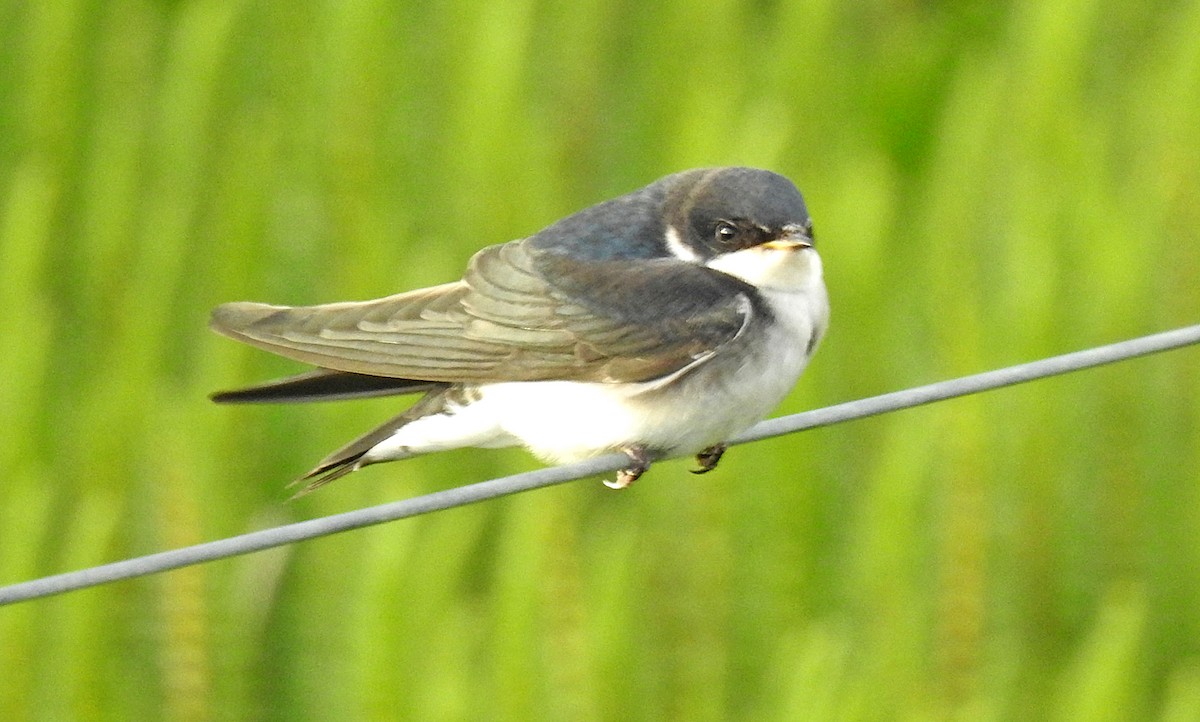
[210,239,756,387]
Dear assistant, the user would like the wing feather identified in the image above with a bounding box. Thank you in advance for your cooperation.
[210,238,757,385]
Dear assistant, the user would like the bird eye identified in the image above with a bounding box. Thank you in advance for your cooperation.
[714,221,738,244]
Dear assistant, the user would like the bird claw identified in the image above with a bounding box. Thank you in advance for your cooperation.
[690,443,727,475]
[604,445,652,489]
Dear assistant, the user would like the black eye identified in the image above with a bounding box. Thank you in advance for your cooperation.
[714,221,738,244]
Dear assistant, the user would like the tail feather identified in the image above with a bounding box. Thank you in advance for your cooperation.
[212,368,438,404]
[288,387,454,497]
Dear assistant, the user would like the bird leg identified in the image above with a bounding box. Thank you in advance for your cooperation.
[690,443,727,475]
[604,445,652,489]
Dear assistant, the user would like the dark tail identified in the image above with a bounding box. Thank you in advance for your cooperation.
[212,368,439,404]
[288,386,454,497]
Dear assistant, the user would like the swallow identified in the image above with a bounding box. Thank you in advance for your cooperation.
[210,167,829,493]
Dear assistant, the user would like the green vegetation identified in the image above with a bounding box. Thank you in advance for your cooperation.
[2,0,1199,719]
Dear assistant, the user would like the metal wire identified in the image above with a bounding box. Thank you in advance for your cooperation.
[2,323,1198,606]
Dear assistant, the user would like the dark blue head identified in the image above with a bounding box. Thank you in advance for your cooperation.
[529,167,812,262]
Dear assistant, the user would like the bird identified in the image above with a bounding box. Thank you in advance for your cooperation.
[209,166,829,494]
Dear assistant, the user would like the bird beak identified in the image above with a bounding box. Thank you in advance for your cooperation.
[761,230,813,251]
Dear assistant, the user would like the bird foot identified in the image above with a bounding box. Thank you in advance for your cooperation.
[604,445,652,489]
[690,443,727,475]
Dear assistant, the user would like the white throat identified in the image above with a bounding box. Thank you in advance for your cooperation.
[664,224,824,294]
[705,244,824,293]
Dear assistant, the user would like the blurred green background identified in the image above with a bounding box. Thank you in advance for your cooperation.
[2,0,1199,719]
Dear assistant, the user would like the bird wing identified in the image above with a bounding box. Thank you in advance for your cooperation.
[209,239,757,386]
